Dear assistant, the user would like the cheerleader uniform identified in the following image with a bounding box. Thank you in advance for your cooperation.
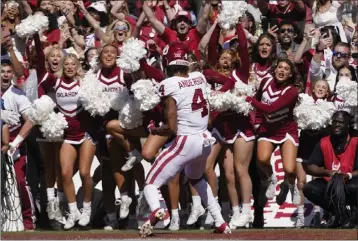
[219,24,255,143]
[38,75,95,145]
[34,34,63,143]
[246,77,299,146]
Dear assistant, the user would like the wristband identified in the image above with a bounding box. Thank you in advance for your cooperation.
[347,172,353,179]
[11,135,24,148]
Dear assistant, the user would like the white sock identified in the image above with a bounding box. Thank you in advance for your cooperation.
[122,192,128,198]
[107,212,117,222]
[314,205,321,213]
[192,195,201,207]
[232,205,240,215]
[215,196,219,203]
[192,179,224,227]
[297,205,304,216]
[143,184,161,211]
[68,202,78,214]
[83,201,91,210]
[46,188,55,202]
[115,188,121,200]
[221,201,230,213]
[57,191,66,203]
[242,203,251,215]
[171,209,179,217]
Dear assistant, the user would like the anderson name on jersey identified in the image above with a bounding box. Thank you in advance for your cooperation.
[158,71,209,136]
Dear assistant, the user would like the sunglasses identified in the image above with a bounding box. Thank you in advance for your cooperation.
[280,28,294,34]
[114,25,128,32]
[332,51,349,58]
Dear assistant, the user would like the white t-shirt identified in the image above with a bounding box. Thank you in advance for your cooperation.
[2,85,31,133]
[159,71,209,136]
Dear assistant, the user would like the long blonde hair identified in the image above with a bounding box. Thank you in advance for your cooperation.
[104,19,132,45]
[44,46,64,72]
[54,54,83,79]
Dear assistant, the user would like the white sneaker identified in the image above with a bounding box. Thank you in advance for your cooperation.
[168,215,180,231]
[120,196,132,219]
[204,210,214,226]
[46,199,57,220]
[186,205,205,225]
[121,151,142,172]
[104,219,119,231]
[64,210,81,230]
[295,215,305,228]
[266,176,277,199]
[230,213,252,229]
[78,208,91,227]
[290,185,301,205]
[54,201,66,225]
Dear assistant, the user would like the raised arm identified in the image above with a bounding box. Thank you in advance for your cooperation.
[195,0,211,35]
[34,34,57,92]
[199,19,218,56]
[236,23,249,81]
[207,23,221,67]
[203,69,235,92]
[246,86,298,114]
[110,0,126,21]
[75,1,110,44]
[142,0,165,35]
[162,0,176,23]
[133,11,146,38]
[4,38,24,78]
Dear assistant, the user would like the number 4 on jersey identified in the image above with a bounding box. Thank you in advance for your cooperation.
[191,88,208,117]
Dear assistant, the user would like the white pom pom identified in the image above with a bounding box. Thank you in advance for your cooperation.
[231,80,256,97]
[230,95,254,115]
[117,38,147,73]
[27,95,56,124]
[15,14,49,38]
[218,1,248,30]
[40,112,68,141]
[207,88,233,112]
[294,94,337,130]
[131,79,161,111]
[110,87,130,111]
[118,96,143,129]
[335,80,358,107]
[78,70,111,116]
[89,55,99,72]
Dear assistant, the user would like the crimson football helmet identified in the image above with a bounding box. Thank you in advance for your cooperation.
[162,42,190,68]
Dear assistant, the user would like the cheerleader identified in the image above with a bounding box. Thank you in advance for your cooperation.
[31,31,66,228]
[281,79,333,228]
[35,32,97,229]
[245,58,303,209]
[189,21,254,228]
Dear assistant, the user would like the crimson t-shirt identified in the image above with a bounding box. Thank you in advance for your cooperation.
[161,27,202,60]
[267,3,306,24]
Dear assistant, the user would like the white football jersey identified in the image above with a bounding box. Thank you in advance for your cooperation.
[159,71,209,135]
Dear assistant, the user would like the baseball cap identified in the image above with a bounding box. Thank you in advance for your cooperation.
[162,42,190,68]
[87,1,107,14]
[173,11,192,25]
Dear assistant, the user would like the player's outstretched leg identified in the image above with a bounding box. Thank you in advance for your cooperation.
[189,178,231,234]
